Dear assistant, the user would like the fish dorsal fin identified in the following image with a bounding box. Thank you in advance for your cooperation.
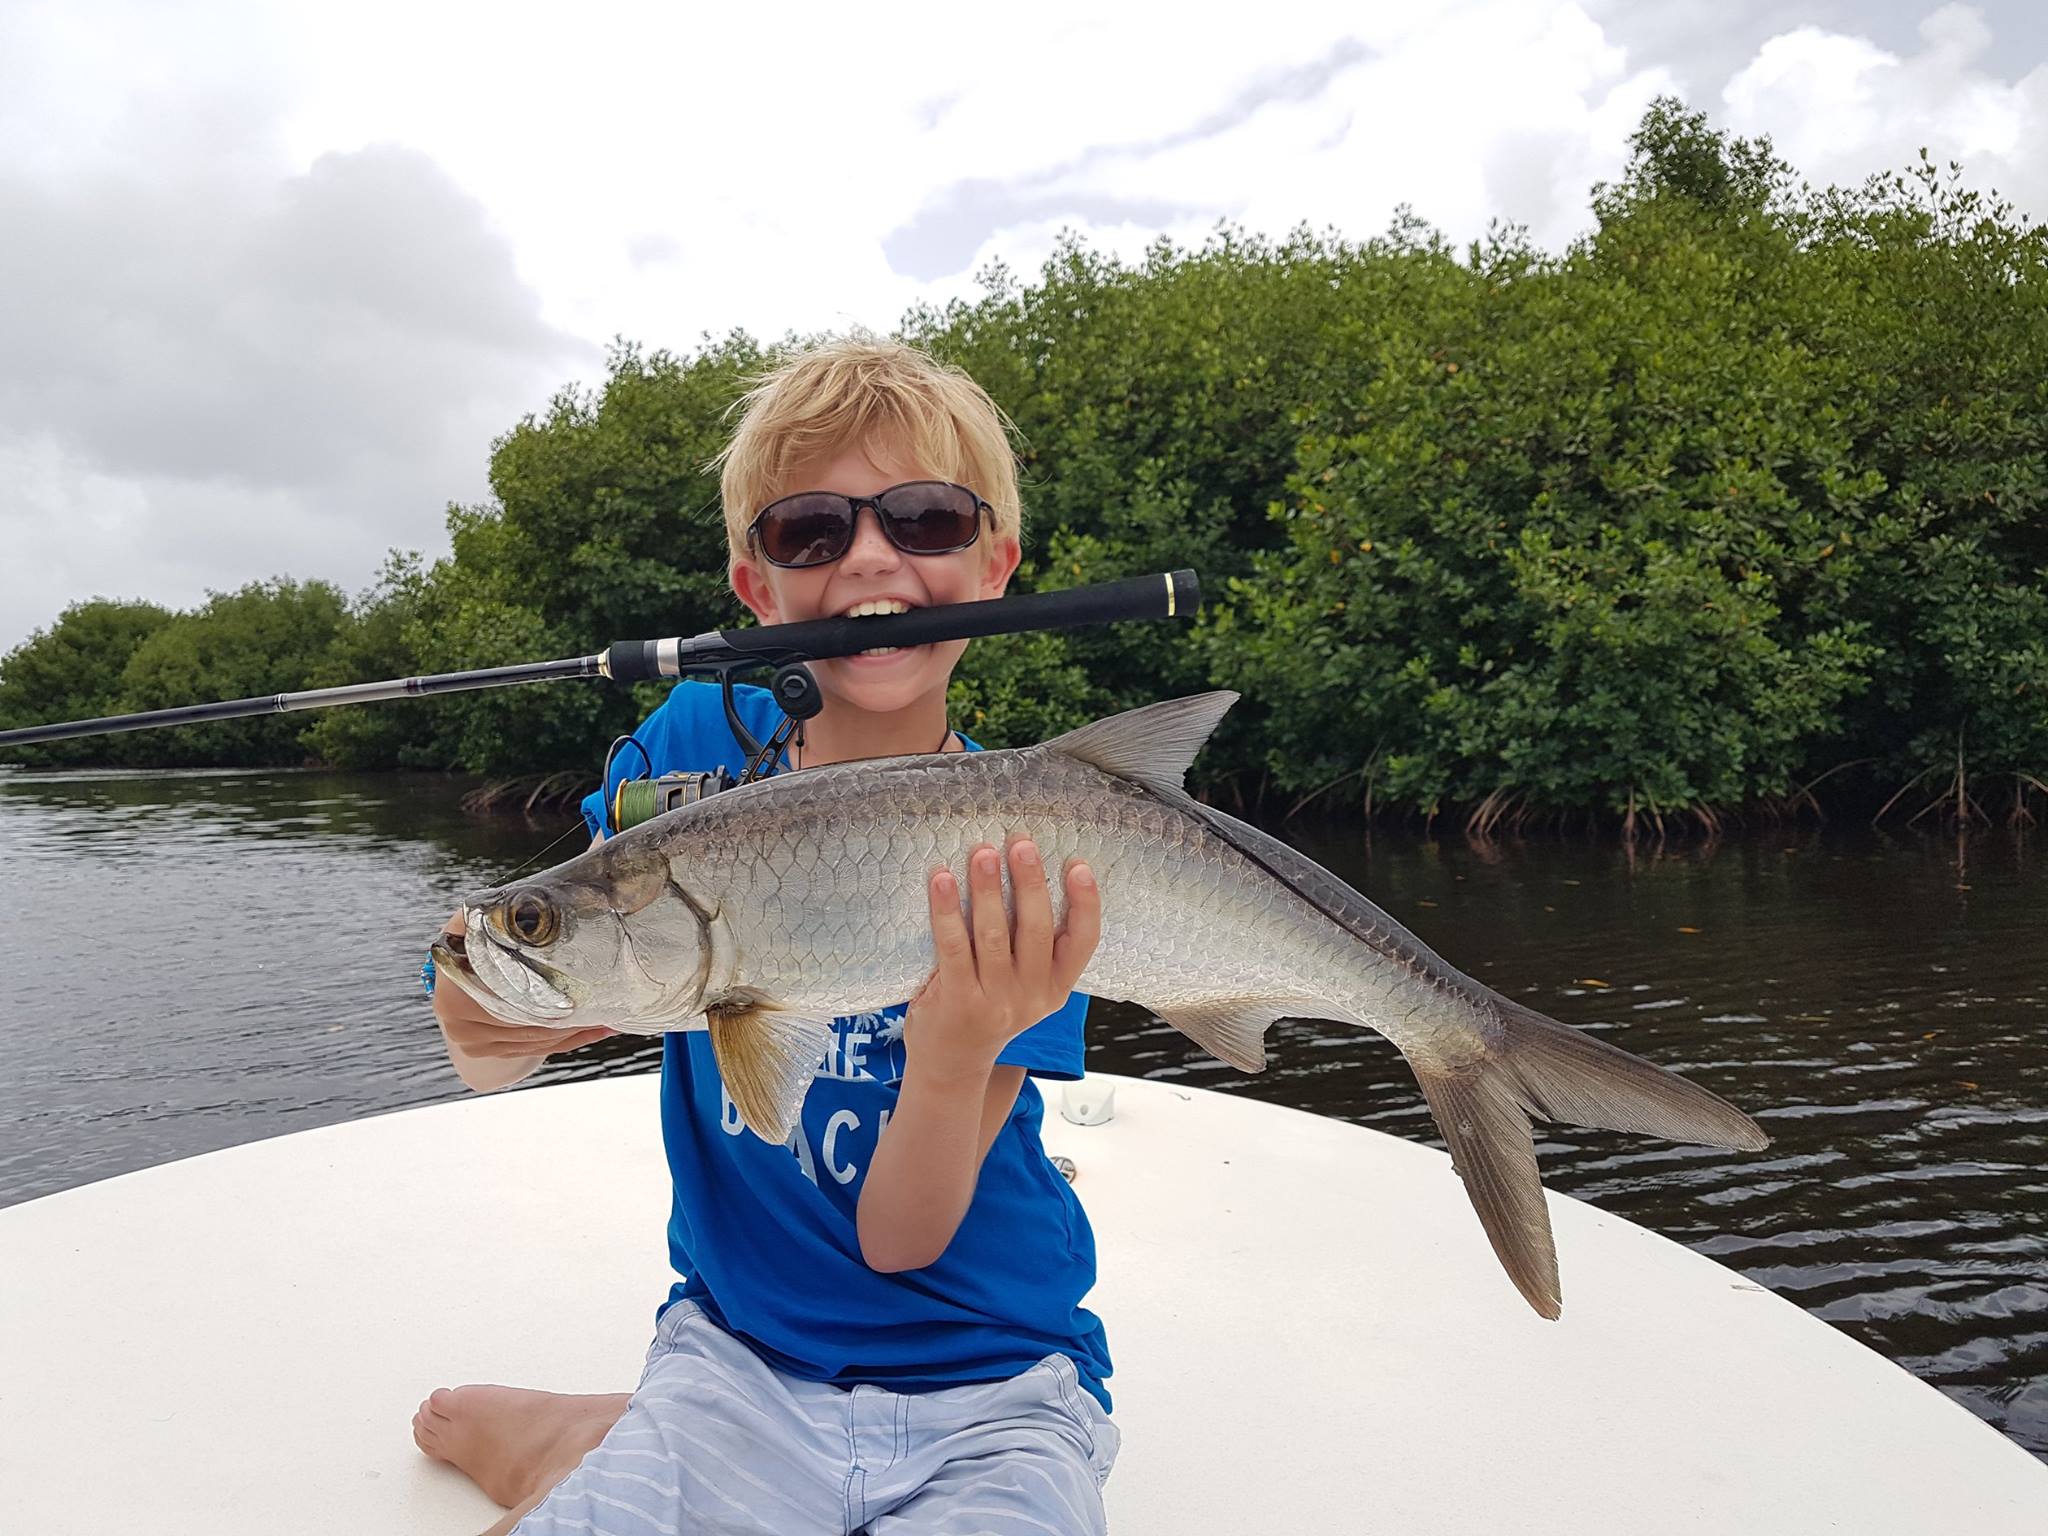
[1043,691,1239,796]
[1156,997,1295,1073]
[704,991,832,1143]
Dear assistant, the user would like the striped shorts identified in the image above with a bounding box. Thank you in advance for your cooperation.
[512,1302,1120,1535]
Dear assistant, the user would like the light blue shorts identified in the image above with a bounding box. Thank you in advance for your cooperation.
[513,1301,1120,1536]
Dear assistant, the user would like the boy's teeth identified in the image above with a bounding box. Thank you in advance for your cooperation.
[844,598,912,653]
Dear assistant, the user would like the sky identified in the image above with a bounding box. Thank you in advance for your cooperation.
[2,0,2045,654]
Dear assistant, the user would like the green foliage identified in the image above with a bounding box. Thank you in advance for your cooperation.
[414,336,769,779]
[1208,99,2046,822]
[904,226,1363,757]
[1799,152,2048,799]
[0,599,177,766]
[11,97,2046,824]
[1,583,350,769]
[485,337,760,642]
[112,579,350,766]
[948,627,1113,750]
[300,554,441,771]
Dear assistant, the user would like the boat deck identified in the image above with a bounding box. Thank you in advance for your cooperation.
[2,1072,2042,1532]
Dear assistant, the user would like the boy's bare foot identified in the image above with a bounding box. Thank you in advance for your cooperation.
[413,1384,631,1509]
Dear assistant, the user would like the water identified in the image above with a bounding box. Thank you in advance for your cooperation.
[1,766,2042,1460]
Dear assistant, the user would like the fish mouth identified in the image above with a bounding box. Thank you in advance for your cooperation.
[433,921,576,1024]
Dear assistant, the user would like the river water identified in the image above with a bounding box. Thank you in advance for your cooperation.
[1,764,2042,1461]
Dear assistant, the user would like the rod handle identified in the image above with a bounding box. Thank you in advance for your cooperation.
[713,569,1201,662]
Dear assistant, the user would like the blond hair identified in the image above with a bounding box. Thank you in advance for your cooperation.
[713,333,1023,562]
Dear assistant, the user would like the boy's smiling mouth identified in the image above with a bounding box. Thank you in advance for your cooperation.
[837,595,920,657]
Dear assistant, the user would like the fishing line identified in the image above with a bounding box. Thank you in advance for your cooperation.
[495,816,600,886]
[473,733,655,890]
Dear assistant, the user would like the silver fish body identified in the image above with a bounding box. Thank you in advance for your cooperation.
[675,750,1396,1046]
[433,692,1767,1317]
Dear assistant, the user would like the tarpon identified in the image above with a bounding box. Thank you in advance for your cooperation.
[431,691,1768,1317]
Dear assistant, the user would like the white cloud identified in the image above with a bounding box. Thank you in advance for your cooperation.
[0,3,592,647]
[1722,4,2048,211]
[0,431,438,675]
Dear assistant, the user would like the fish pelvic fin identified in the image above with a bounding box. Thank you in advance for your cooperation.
[1413,995,1771,1320]
[1044,691,1238,796]
[1158,997,1297,1072]
[705,991,832,1143]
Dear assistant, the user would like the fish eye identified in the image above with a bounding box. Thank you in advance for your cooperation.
[505,889,559,946]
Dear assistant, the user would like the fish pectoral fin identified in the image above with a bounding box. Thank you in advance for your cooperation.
[1412,1066,1562,1321]
[705,992,832,1144]
[1157,998,1295,1073]
[1042,691,1238,796]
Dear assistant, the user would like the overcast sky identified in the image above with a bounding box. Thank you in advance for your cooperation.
[3,0,2045,654]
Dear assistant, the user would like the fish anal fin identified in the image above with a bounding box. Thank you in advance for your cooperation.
[1157,997,1293,1073]
[1413,1066,1562,1320]
[1044,692,1238,796]
[705,991,831,1143]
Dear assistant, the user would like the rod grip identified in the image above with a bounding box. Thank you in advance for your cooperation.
[603,638,671,683]
[715,570,1201,661]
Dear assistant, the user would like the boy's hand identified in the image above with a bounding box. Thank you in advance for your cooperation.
[904,837,1100,1075]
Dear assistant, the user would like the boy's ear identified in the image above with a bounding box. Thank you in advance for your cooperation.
[980,534,1023,598]
[730,557,779,625]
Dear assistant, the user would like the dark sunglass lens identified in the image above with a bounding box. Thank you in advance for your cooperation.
[877,484,981,553]
[758,495,853,566]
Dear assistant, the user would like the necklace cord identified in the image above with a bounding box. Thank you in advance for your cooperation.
[789,721,953,773]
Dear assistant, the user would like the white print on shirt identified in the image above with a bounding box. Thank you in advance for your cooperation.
[813,1009,908,1083]
[719,1080,893,1190]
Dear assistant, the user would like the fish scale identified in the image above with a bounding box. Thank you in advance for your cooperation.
[668,748,1361,1031]
[435,691,1769,1318]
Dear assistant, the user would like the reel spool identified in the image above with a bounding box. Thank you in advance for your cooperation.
[610,768,736,833]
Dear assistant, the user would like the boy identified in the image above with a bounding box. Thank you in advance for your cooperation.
[414,336,1119,1535]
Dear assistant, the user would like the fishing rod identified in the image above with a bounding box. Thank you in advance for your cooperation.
[0,571,1200,752]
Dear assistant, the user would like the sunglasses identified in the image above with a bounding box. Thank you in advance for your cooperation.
[746,481,993,569]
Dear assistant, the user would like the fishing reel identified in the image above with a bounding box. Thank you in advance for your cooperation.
[606,662,824,835]
[609,766,736,833]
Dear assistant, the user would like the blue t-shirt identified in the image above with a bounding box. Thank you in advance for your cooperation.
[579,680,1112,1411]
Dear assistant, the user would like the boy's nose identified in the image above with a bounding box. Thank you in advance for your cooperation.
[838,504,902,573]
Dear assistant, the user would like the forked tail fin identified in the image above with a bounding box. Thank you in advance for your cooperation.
[1411,994,1768,1319]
